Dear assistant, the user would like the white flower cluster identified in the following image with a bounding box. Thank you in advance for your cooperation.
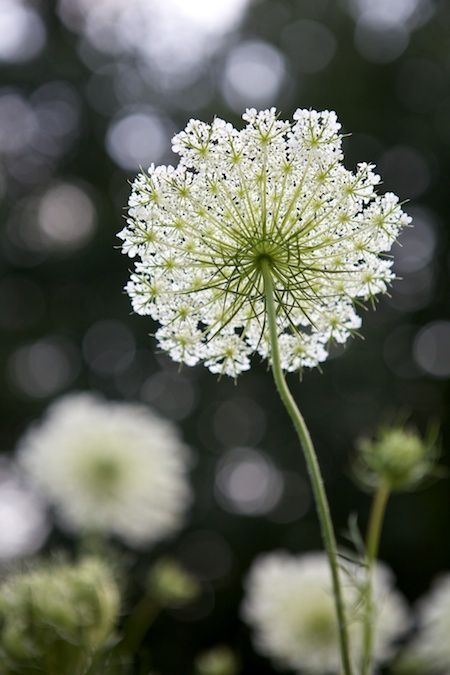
[119,108,410,377]
[18,393,191,547]
[409,573,450,672]
[242,551,409,674]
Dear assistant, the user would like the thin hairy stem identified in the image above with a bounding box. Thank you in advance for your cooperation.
[261,260,354,675]
[361,482,390,675]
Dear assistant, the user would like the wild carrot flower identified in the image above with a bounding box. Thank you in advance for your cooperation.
[241,551,409,674]
[18,393,191,547]
[119,108,410,377]
[407,574,450,672]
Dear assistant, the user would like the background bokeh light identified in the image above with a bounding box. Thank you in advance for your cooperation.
[0,0,449,672]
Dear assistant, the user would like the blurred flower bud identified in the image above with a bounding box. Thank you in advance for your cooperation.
[147,558,199,607]
[195,645,240,675]
[0,557,120,670]
[355,426,437,491]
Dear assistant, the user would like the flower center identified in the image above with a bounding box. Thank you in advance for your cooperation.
[254,251,274,269]
[81,455,122,498]
[245,234,288,275]
[303,606,337,646]
[252,238,278,271]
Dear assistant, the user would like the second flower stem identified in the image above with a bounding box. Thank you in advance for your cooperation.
[361,481,390,675]
[262,261,354,675]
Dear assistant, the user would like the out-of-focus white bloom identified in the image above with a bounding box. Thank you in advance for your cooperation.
[0,461,50,559]
[410,574,450,672]
[119,108,410,377]
[242,551,409,674]
[18,393,191,547]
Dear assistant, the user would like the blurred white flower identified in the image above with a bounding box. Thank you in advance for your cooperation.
[0,460,49,559]
[18,392,191,547]
[410,573,450,672]
[242,551,409,673]
[119,108,410,377]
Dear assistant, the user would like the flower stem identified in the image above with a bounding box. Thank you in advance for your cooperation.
[361,482,390,675]
[261,261,354,675]
[119,596,160,656]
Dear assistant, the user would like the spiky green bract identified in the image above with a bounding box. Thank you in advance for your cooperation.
[120,108,410,377]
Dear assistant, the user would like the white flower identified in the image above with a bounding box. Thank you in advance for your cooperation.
[119,108,410,377]
[18,393,191,547]
[241,551,409,674]
[409,573,450,672]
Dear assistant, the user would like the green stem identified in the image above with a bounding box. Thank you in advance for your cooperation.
[261,261,354,675]
[361,482,390,675]
[119,596,160,656]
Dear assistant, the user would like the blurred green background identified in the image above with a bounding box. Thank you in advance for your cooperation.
[0,0,449,672]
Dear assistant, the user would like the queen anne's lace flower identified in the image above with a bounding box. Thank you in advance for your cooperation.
[18,393,191,547]
[409,573,450,672]
[242,551,409,674]
[119,108,410,377]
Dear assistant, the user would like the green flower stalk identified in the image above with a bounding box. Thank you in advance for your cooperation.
[355,425,437,675]
[0,557,120,675]
[119,108,410,674]
[119,558,199,658]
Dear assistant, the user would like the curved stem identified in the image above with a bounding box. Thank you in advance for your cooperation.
[366,482,390,563]
[261,261,354,675]
[361,482,390,675]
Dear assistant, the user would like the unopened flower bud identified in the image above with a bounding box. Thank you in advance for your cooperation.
[355,426,436,491]
[147,558,199,607]
[0,557,120,670]
[195,645,240,675]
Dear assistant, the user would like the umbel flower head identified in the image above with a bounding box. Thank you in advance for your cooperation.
[18,392,192,547]
[0,557,120,670]
[242,551,409,674]
[119,108,410,377]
